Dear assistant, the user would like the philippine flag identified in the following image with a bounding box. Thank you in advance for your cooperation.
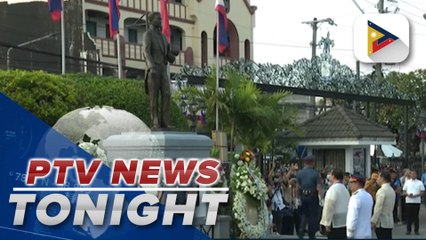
[215,0,228,53]
[198,110,206,128]
[108,0,120,38]
[416,127,426,138]
[160,0,171,44]
[47,0,62,22]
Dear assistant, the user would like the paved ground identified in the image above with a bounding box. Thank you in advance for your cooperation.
[264,204,426,239]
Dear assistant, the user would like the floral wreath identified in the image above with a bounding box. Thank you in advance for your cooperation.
[231,149,268,238]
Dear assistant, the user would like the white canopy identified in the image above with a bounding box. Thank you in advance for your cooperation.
[370,145,403,158]
[381,145,402,158]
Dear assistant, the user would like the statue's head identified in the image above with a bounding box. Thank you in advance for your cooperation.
[148,12,162,28]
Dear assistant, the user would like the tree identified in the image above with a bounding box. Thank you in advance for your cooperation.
[176,69,297,152]
[377,70,424,130]
[375,69,425,154]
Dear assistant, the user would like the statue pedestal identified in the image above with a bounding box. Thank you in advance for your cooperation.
[103,131,212,160]
[103,131,213,218]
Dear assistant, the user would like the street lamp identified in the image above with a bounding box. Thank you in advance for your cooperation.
[7,32,59,70]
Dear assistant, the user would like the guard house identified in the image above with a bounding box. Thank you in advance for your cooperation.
[281,105,396,177]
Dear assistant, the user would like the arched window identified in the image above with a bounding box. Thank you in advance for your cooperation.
[244,39,250,60]
[213,20,239,60]
[86,10,109,38]
[201,31,208,66]
[185,47,194,65]
[124,18,147,44]
[171,26,183,51]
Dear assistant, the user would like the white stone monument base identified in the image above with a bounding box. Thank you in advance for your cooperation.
[103,131,213,219]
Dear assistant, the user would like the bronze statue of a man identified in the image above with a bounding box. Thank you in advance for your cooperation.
[143,12,177,129]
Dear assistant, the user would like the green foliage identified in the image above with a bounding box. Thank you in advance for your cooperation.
[178,58,412,100]
[377,69,426,132]
[209,147,220,158]
[0,70,77,125]
[178,69,297,151]
[0,71,188,129]
[386,70,425,107]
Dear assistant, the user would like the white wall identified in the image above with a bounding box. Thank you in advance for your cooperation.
[186,0,255,66]
[84,0,255,71]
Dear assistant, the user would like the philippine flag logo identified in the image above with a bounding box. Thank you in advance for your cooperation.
[354,14,409,63]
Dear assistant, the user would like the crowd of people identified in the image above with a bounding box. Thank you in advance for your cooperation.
[265,155,426,239]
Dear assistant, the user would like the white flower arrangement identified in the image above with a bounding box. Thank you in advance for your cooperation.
[78,142,108,165]
[231,149,269,238]
[233,191,269,239]
[232,150,268,200]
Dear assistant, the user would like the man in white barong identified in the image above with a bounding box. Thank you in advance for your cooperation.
[346,175,373,239]
[320,168,350,239]
[371,170,396,239]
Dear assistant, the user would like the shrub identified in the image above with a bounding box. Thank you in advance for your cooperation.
[64,73,188,130]
[0,71,188,130]
[0,70,77,125]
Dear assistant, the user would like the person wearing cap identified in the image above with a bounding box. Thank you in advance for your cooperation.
[371,171,396,239]
[346,175,374,239]
[320,168,350,239]
[296,155,321,239]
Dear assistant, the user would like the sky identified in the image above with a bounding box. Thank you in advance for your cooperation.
[3,0,426,74]
[251,0,426,74]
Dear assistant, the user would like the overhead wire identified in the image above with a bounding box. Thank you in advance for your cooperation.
[399,0,426,14]
[1,0,424,72]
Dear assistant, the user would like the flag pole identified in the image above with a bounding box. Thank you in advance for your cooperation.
[215,14,220,135]
[117,34,122,79]
[61,1,65,74]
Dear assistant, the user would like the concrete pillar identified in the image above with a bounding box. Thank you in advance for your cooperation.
[365,146,371,177]
[345,147,353,174]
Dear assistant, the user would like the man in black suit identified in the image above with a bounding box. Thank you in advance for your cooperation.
[143,12,177,129]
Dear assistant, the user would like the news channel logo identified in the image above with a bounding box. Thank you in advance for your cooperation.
[353,14,410,63]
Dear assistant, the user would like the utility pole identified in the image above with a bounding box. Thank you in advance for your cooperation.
[375,0,385,82]
[311,18,318,61]
[371,0,386,121]
[352,0,364,113]
[302,17,336,119]
[354,61,361,111]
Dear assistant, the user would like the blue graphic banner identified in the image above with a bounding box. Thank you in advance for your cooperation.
[0,93,210,239]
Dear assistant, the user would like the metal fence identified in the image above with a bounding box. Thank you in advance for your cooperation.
[0,41,145,79]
